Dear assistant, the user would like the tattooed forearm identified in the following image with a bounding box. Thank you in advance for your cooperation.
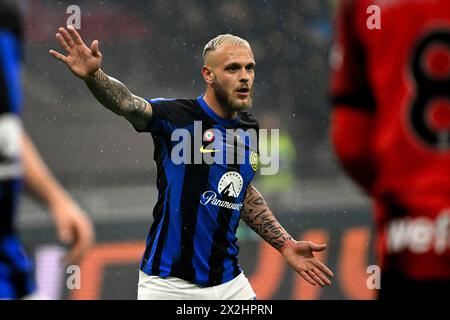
[85,69,152,129]
[241,184,293,249]
[85,69,128,115]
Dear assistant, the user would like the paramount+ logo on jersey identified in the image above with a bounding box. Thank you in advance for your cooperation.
[200,171,245,211]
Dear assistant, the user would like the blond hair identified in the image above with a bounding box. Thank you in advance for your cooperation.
[203,34,251,61]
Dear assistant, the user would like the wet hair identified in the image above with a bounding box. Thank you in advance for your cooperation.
[203,34,251,61]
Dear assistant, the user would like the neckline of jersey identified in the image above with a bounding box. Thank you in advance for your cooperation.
[197,94,240,127]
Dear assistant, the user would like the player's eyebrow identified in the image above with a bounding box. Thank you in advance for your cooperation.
[225,62,241,70]
[225,62,256,70]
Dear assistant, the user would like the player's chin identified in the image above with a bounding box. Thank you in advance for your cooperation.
[231,97,252,111]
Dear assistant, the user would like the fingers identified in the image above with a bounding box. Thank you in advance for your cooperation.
[309,242,327,252]
[316,260,334,279]
[301,268,332,287]
[58,27,75,48]
[64,241,86,265]
[63,231,81,265]
[308,269,325,287]
[56,33,71,52]
[299,261,334,287]
[313,267,332,286]
[49,50,68,63]
[64,236,87,265]
[67,25,85,46]
[308,242,334,278]
[300,271,316,286]
[90,40,100,57]
[63,220,94,265]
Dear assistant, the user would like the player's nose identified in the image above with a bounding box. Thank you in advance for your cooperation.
[238,68,251,82]
[239,73,250,83]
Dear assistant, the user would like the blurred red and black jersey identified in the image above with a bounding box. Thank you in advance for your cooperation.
[331,0,450,280]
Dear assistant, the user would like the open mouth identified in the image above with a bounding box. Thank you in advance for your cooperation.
[236,87,250,96]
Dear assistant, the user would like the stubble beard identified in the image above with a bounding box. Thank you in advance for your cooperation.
[212,82,253,114]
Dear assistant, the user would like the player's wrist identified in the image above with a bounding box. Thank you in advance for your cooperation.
[83,68,102,82]
[278,238,297,255]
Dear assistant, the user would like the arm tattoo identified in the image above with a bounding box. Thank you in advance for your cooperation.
[85,69,152,129]
[241,184,293,249]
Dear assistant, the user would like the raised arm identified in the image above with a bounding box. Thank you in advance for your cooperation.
[49,26,152,130]
[241,184,334,287]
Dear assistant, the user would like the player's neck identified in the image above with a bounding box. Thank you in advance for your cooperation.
[203,90,238,120]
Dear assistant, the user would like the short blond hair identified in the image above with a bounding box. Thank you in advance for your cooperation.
[203,34,251,61]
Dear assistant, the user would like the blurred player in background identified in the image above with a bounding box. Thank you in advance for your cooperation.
[330,0,450,299]
[0,1,94,299]
[49,24,334,299]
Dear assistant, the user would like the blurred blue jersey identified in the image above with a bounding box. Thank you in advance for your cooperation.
[0,1,35,299]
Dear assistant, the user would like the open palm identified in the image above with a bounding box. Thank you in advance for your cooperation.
[49,25,102,79]
[282,241,334,286]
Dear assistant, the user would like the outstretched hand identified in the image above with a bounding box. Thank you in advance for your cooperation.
[49,25,102,80]
[281,240,334,287]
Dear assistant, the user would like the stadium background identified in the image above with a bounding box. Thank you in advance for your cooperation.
[15,0,375,299]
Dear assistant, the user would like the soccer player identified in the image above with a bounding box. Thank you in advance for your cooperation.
[0,1,94,299]
[330,0,450,299]
[49,26,334,299]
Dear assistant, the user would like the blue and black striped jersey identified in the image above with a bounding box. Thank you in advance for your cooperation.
[139,95,259,287]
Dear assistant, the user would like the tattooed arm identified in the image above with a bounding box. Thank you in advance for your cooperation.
[241,183,293,249]
[241,184,334,286]
[85,70,152,130]
[49,26,151,130]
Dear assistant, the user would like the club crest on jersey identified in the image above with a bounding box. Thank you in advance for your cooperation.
[250,151,259,171]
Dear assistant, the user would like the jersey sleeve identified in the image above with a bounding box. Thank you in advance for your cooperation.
[133,98,185,135]
[330,0,376,111]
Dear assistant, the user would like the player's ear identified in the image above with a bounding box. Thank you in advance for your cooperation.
[202,65,214,84]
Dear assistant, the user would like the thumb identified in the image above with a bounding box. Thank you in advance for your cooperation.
[309,243,327,252]
[91,40,100,56]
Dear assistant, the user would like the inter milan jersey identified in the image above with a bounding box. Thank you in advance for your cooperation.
[138,95,259,287]
[0,2,35,299]
[331,0,450,280]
